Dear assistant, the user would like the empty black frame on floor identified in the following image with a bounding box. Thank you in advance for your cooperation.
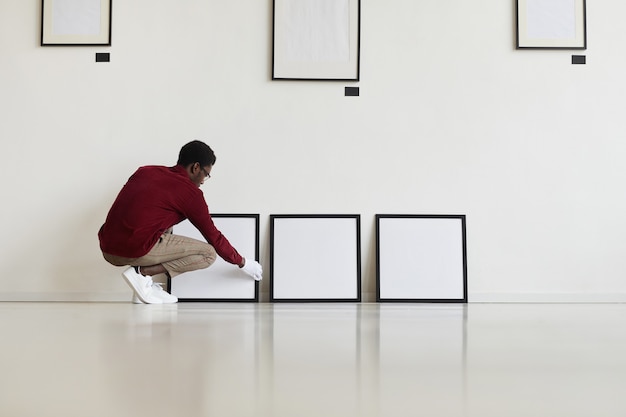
[169,214,260,302]
[270,214,361,302]
[272,0,361,81]
[376,215,468,303]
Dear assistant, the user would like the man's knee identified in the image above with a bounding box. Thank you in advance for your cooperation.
[204,245,217,267]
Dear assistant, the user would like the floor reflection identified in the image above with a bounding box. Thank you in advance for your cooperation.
[264,304,467,417]
[2,303,626,417]
[376,305,467,417]
[269,305,362,416]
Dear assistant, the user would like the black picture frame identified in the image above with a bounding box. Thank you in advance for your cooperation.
[41,0,112,46]
[169,214,260,302]
[272,0,361,81]
[516,0,586,49]
[270,214,361,302]
[376,214,468,303]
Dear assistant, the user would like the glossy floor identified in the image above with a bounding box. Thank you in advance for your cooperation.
[1,302,625,417]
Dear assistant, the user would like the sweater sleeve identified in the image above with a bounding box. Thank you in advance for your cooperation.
[184,192,243,266]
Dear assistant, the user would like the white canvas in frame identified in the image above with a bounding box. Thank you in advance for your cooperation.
[270,215,361,301]
[273,0,360,80]
[170,215,259,301]
[377,215,467,302]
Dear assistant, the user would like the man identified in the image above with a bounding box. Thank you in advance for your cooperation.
[98,140,262,304]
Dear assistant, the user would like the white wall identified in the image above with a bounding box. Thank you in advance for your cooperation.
[1,0,625,302]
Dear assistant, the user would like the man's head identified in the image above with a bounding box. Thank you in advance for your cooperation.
[177,140,216,187]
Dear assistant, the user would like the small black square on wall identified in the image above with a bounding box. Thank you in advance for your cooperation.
[96,53,110,62]
[345,87,359,96]
[572,55,586,64]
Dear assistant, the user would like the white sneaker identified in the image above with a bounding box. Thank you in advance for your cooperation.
[151,283,178,303]
[122,267,162,304]
[132,283,178,304]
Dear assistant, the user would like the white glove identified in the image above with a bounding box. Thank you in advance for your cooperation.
[241,257,263,281]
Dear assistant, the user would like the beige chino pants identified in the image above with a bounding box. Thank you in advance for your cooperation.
[103,232,217,278]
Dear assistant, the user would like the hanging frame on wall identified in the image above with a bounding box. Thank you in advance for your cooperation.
[272,0,360,81]
[516,0,586,49]
[376,214,468,303]
[41,0,112,46]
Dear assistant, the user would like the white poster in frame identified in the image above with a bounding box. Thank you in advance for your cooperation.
[169,214,260,302]
[41,0,112,46]
[376,215,468,303]
[270,215,361,302]
[516,0,586,49]
[272,0,360,80]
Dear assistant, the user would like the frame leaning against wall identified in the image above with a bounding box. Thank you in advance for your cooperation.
[516,0,586,49]
[376,214,468,303]
[272,0,360,80]
[41,0,112,46]
[270,214,362,302]
[169,214,260,302]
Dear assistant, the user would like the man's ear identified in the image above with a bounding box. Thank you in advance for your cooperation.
[184,163,196,179]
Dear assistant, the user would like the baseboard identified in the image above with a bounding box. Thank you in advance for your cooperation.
[469,292,626,303]
[0,292,131,302]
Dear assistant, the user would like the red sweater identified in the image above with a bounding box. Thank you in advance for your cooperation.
[98,165,243,265]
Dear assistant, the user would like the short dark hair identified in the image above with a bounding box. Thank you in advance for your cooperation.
[177,140,216,167]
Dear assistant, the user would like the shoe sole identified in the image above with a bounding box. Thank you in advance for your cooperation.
[133,294,178,304]
[130,281,177,304]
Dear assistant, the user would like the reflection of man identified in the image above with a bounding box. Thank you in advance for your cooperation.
[98,140,262,304]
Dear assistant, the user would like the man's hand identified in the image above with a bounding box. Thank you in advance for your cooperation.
[240,258,263,281]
